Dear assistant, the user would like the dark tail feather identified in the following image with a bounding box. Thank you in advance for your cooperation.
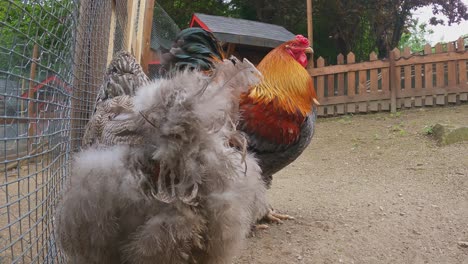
[160,28,225,75]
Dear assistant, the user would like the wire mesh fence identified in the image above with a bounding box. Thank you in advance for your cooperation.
[0,0,150,262]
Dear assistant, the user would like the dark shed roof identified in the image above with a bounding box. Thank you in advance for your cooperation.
[190,13,296,48]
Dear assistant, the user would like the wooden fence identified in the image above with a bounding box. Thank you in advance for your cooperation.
[310,37,468,116]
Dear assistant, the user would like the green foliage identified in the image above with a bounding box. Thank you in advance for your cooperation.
[0,0,73,78]
[337,114,353,124]
[422,125,434,135]
[398,18,434,53]
[390,111,402,118]
[157,0,231,29]
[156,0,467,63]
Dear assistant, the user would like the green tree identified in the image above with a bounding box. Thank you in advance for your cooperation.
[157,0,231,29]
[156,0,468,62]
[0,0,73,78]
[398,18,434,52]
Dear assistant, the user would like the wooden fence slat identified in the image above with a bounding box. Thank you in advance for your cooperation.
[414,64,423,105]
[415,64,422,90]
[425,96,434,106]
[358,70,367,95]
[347,53,356,96]
[369,51,378,93]
[395,66,401,92]
[404,98,412,108]
[347,103,356,113]
[448,94,457,103]
[316,57,325,100]
[403,46,412,91]
[460,93,468,101]
[369,101,379,111]
[415,97,423,107]
[381,100,390,111]
[358,102,367,112]
[459,59,467,88]
[317,106,325,116]
[327,74,335,97]
[326,105,335,115]
[370,69,378,93]
[389,49,398,113]
[457,37,465,52]
[337,54,345,96]
[347,72,355,96]
[424,44,434,90]
[396,98,405,109]
[404,64,412,90]
[336,104,345,114]
[435,43,445,88]
[436,95,445,105]
[381,68,389,92]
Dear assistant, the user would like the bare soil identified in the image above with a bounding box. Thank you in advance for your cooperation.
[235,105,468,264]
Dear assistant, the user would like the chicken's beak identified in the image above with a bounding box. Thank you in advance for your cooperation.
[304,47,314,53]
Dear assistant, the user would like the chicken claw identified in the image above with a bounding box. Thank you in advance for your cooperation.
[265,209,295,224]
[254,224,270,230]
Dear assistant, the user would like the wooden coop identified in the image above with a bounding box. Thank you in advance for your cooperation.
[189,13,296,64]
[146,13,297,78]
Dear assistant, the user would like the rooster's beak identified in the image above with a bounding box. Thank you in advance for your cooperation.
[304,47,314,53]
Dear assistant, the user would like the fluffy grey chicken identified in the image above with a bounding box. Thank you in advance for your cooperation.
[55,57,269,263]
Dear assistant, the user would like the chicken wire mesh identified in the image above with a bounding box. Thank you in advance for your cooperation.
[0,0,148,262]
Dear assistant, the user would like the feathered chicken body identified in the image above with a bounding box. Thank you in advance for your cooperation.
[97,50,150,101]
[57,58,269,263]
[160,28,225,75]
[160,28,318,224]
[239,35,318,186]
[162,29,318,186]
[83,51,150,146]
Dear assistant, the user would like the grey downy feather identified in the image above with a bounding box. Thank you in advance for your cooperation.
[56,57,269,264]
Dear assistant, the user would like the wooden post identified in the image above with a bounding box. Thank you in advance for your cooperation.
[141,0,156,74]
[307,0,313,46]
[306,0,314,69]
[134,0,147,62]
[125,0,139,53]
[389,50,397,113]
[28,43,39,147]
[107,0,117,65]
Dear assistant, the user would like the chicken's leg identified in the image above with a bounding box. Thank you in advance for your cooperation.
[253,208,294,231]
[265,208,295,223]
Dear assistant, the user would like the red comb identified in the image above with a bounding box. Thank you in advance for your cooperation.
[295,35,309,45]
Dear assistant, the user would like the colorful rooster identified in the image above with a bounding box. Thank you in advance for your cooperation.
[161,29,319,224]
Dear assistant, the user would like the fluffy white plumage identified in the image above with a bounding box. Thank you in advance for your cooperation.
[55,57,269,264]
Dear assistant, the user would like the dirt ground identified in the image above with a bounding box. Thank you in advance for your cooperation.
[235,104,468,264]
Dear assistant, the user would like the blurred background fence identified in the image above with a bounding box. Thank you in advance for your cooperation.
[0,0,165,262]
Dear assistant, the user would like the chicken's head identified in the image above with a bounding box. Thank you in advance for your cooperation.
[283,35,313,68]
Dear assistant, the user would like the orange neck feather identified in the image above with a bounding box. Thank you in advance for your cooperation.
[247,47,317,116]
